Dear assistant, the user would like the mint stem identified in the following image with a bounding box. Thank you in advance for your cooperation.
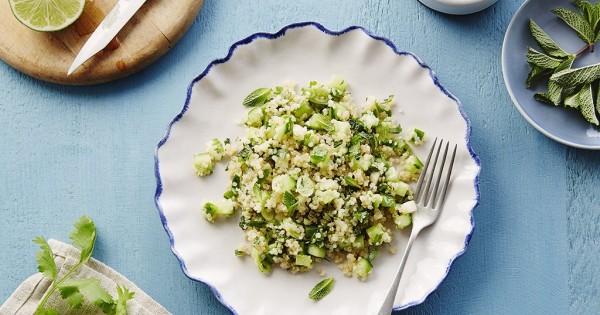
[576,44,592,57]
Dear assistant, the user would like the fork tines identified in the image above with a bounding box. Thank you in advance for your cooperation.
[414,138,457,209]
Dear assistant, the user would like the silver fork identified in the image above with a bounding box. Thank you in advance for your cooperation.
[376,138,457,315]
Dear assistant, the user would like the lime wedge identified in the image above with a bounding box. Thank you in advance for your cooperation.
[9,0,86,32]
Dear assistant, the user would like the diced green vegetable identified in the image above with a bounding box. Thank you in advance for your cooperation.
[366,224,385,246]
[295,254,313,267]
[246,107,265,127]
[404,155,423,174]
[296,175,315,197]
[308,244,326,258]
[381,194,396,208]
[294,101,314,121]
[272,174,296,193]
[194,152,214,176]
[353,257,373,279]
[306,114,334,132]
[344,176,361,189]
[398,200,417,213]
[394,213,412,229]
[310,146,329,164]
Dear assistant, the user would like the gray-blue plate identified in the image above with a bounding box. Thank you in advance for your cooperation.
[503,0,600,149]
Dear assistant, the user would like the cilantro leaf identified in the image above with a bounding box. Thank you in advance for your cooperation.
[115,285,135,315]
[552,8,595,44]
[308,277,335,301]
[33,237,57,281]
[529,19,570,58]
[58,278,114,311]
[69,216,97,264]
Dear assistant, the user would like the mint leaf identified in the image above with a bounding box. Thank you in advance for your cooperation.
[69,216,96,264]
[33,237,57,281]
[283,191,298,215]
[527,65,552,88]
[58,278,114,311]
[551,63,600,86]
[308,277,335,301]
[534,92,554,104]
[34,307,58,315]
[549,56,576,105]
[529,19,570,58]
[564,91,581,108]
[553,8,595,43]
[243,88,271,107]
[577,84,599,125]
[526,47,565,69]
[115,285,135,315]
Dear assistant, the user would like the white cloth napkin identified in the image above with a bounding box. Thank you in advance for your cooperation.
[0,239,170,315]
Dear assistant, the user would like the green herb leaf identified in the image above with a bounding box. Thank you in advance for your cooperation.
[58,278,114,311]
[33,237,57,281]
[577,83,600,125]
[529,19,570,58]
[534,92,554,104]
[283,191,298,215]
[564,91,581,108]
[34,307,59,315]
[552,8,595,43]
[69,216,97,264]
[243,88,271,107]
[115,285,135,315]
[551,63,600,86]
[527,65,552,88]
[308,277,335,301]
[526,47,565,69]
[574,0,600,31]
[548,56,576,105]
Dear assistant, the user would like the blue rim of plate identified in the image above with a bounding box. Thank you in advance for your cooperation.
[502,0,600,150]
[154,21,481,313]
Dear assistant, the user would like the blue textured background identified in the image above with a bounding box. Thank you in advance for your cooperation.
[0,0,596,314]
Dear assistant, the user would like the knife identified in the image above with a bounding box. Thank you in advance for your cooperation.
[67,0,147,76]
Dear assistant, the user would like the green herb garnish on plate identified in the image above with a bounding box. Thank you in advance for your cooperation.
[526,0,600,126]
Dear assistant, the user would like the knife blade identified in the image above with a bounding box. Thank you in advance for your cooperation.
[67,0,147,76]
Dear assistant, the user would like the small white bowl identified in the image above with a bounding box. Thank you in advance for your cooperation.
[418,0,498,15]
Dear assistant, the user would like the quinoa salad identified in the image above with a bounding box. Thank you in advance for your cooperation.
[193,77,425,280]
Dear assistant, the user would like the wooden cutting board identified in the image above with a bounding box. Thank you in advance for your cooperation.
[0,0,204,85]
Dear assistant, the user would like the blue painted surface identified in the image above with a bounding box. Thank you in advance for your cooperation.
[1,0,594,314]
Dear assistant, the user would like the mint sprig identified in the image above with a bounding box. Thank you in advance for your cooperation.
[34,216,134,315]
[526,0,600,126]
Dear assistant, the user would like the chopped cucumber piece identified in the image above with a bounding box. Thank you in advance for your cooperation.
[310,146,329,164]
[246,107,265,127]
[251,247,272,273]
[294,101,314,121]
[404,155,423,174]
[296,175,315,197]
[306,114,334,132]
[332,102,350,120]
[295,254,313,267]
[303,132,319,147]
[385,166,400,182]
[308,244,327,258]
[272,174,296,193]
[194,152,214,176]
[389,181,409,197]
[354,257,373,279]
[381,194,396,208]
[394,213,412,229]
[366,224,385,246]
[307,86,330,105]
[353,235,365,250]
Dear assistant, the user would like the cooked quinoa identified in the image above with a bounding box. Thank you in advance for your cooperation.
[194,77,424,280]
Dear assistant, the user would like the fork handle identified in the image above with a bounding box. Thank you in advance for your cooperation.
[376,232,419,315]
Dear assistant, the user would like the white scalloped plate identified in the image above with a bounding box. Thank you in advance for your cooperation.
[155,22,480,314]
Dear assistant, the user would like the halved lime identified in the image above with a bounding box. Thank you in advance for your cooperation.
[9,0,86,32]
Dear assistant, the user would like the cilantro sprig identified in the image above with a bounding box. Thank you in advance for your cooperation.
[34,216,134,315]
[526,0,600,126]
